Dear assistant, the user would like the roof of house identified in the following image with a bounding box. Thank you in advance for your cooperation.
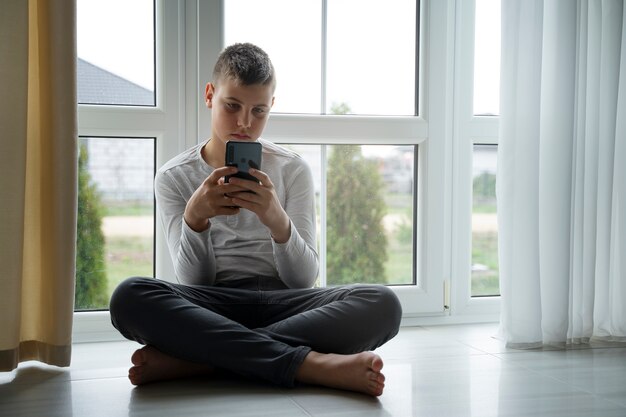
[77,58,154,106]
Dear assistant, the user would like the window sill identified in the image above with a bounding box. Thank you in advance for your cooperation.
[73,311,125,343]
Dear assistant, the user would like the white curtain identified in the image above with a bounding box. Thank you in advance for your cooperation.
[497,0,626,347]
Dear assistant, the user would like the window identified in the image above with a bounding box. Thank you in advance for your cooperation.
[471,144,499,296]
[224,0,321,114]
[471,0,500,296]
[75,0,163,315]
[285,144,416,287]
[325,0,417,115]
[326,144,415,286]
[451,0,501,315]
[224,0,417,115]
[76,137,155,311]
[473,0,500,115]
[74,0,503,341]
[77,0,155,106]
[224,1,419,290]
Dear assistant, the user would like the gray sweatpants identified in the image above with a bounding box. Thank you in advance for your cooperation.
[109,276,402,387]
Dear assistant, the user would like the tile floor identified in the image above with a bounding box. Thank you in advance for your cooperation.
[1,323,626,416]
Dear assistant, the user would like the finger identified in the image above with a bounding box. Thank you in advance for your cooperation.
[221,182,249,194]
[206,166,238,185]
[230,196,256,212]
[248,168,273,186]
[230,190,261,206]
[217,193,241,207]
[214,194,241,212]
[226,177,262,194]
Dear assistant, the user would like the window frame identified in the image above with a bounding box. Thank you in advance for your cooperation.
[73,0,502,343]
[73,0,190,341]
[449,0,500,319]
[207,0,446,319]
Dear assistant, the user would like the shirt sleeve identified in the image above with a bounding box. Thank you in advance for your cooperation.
[272,160,319,288]
[154,169,217,285]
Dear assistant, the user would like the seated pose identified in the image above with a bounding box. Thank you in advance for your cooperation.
[109,43,402,397]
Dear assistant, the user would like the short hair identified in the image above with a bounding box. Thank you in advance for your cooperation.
[212,43,275,89]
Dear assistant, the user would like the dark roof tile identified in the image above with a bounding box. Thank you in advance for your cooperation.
[77,58,154,106]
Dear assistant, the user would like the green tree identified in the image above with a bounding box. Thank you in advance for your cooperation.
[326,145,388,284]
[473,172,496,199]
[330,102,352,115]
[75,143,108,309]
[473,172,497,212]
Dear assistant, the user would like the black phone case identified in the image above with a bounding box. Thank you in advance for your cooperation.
[225,141,262,183]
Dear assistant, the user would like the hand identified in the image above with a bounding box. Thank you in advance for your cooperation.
[226,168,291,243]
[183,166,247,232]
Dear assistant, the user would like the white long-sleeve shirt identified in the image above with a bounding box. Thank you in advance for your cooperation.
[154,138,319,288]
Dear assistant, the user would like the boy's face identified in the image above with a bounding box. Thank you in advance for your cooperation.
[205,77,275,149]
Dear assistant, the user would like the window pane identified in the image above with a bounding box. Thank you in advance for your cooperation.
[77,0,155,106]
[473,0,501,115]
[224,0,322,114]
[281,144,323,261]
[471,144,499,296]
[326,0,416,116]
[327,145,414,286]
[76,137,155,310]
[224,0,417,116]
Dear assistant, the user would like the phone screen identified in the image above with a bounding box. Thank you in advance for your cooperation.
[224,141,262,183]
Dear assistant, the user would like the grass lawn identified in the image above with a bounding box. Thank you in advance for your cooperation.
[385,249,413,285]
[103,202,153,217]
[105,235,154,300]
[471,231,500,296]
[384,218,414,285]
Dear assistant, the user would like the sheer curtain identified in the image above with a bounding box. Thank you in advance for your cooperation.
[497,0,625,347]
[0,0,77,371]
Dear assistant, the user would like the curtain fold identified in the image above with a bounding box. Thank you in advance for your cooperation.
[498,0,625,347]
[0,0,77,371]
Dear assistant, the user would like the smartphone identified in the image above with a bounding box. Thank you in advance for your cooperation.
[224,141,262,184]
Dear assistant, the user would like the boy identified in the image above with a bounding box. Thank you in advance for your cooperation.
[109,43,401,397]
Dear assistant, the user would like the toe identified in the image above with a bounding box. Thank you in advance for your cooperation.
[131,348,146,366]
[367,370,385,384]
[371,355,384,373]
[128,367,142,385]
[369,381,384,396]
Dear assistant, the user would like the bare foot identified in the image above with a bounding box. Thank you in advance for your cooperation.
[128,346,213,386]
[295,351,386,396]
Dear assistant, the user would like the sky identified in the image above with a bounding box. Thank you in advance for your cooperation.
[77,0,500,115]
[474,0,501,115]
[77,0,154,90]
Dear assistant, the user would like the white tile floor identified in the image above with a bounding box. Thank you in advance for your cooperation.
[1,323,626,417]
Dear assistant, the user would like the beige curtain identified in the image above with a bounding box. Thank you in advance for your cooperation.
[0,0,77,371]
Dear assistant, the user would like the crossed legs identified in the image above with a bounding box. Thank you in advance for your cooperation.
[109,277,401,396]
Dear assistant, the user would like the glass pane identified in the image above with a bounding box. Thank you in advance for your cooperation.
[224,0,322,114]
[473,0,501,115]
[281,144,323,270]
[326,0,416,116]
[326,145,415,286]
[76,137,155,310]
[77,0,155,106]
[471,144,499,296]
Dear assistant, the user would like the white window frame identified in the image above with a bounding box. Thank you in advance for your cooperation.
[449,0,500,321]
[74,0,190,341]
[199,0,450,321]
[73,0,501,343]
